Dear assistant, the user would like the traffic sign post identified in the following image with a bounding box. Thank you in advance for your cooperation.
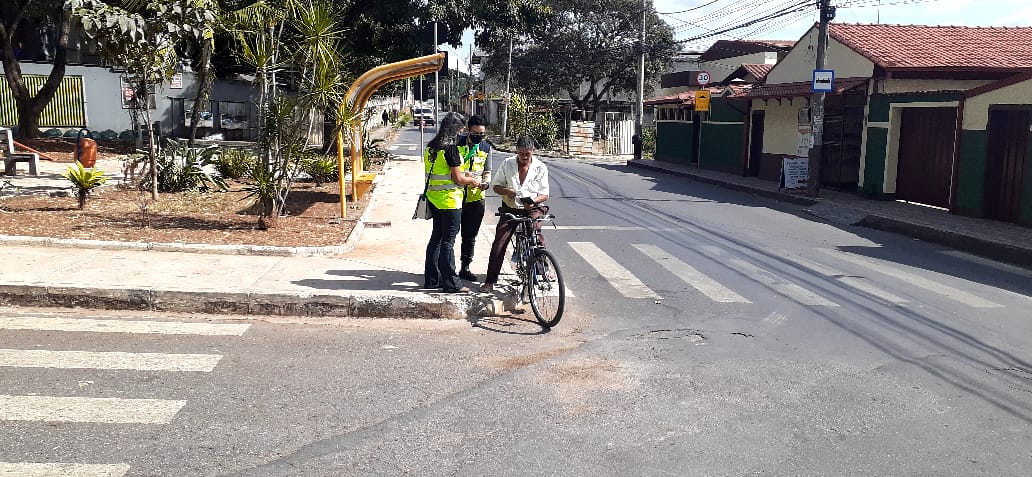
[696,71,711,86]
[694,90,711,112]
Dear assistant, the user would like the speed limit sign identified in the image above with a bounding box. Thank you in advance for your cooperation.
[696,71,711,86]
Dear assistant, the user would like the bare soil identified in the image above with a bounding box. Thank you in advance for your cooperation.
[0,138,374,248]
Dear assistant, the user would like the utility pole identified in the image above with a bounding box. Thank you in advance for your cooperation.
[433,22,439,128]
[502,36,514,139]
[807,0,835,198]
[635,0,646,160]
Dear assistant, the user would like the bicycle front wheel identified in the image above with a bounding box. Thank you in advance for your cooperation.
[528,249,565,328]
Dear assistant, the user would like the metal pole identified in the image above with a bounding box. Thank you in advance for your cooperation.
[433,22,439,128]
[469,46,474,115]
[635,0,646,160]
[807,0,834,198]
[502,36,514,139]
[419,75,424,150]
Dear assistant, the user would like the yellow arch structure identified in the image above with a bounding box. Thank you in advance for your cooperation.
[338,52,445,218]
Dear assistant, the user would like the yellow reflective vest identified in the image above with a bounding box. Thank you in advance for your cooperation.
[458,143,488,203]
[424,147,463,210]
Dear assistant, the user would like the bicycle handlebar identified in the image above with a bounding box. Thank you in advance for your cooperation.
[495,212,556,222]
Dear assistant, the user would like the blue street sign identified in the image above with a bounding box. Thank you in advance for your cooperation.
[812,70,835,92]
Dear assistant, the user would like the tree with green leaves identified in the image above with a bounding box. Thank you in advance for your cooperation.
[0,0,72,139]
[478,0,677,116]
[69,0,217,200]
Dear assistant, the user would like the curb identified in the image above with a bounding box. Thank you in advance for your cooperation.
[0,283,494,320]
[858,215,1032,268]
[626,159,818,206]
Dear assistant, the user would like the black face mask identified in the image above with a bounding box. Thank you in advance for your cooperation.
[468,134,484,145]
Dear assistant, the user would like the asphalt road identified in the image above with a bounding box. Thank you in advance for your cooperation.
[2,129,1032,475]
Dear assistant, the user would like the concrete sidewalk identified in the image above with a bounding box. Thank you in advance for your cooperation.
[627,159,1032,268]
[0,128,504,319]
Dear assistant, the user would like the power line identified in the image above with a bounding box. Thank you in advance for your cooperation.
[675,0,817,44]
[657,0,724,15]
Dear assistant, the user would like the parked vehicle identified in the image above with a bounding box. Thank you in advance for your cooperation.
[411,108,435,126]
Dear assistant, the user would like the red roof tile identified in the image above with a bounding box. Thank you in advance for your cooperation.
[733,78,868,100]
[740,64,774,80]
[830,24,1032,70]
[645,86,743,105]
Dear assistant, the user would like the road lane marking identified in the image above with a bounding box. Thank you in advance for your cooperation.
[819,249,1004,308]
[553,226,681,231]
[633,244,749,303]
[568,242,661,299]
[0,462,129,477]
[776,249,909,305]
[0,395,186,424]
[0,349,222,372]
[0,317,250,335]
[700,246,837,306]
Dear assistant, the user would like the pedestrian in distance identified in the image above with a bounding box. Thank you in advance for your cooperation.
[423,112,483,293]
[457,115,491,282]
[480,136,550,292]
[381,109,390,127]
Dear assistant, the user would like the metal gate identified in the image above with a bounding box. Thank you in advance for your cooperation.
[600,113,633,155]
[896,107,957,208]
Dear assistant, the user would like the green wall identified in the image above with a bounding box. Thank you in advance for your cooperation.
[862,127,888,197]
[655,121,694,164]
[954,130,988,217]
[700,123,744,174]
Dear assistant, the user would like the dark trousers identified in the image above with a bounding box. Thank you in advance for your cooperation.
[459,199,485,269]
[484,206,548,285]
[424,204,462,290]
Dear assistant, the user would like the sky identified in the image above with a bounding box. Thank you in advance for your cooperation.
[441,0,1032,74]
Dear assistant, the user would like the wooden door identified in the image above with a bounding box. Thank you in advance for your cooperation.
[896,107,957,208]
[984,109,1031,222]
[747,111,764,176]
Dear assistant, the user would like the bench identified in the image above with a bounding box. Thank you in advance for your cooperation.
[1,127,39,176]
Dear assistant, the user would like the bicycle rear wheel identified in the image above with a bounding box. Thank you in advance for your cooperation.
[528,249,565,328]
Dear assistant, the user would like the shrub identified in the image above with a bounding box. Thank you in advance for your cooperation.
[300,156,339,186]
[144,139,227,193]
[395,112,412,128]
[62,161,107,209]
[215,147,256,180]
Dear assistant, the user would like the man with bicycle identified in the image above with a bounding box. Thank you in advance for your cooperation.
[480,136,549,292]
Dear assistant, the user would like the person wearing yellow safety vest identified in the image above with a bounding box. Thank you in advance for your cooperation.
[456,115,491,282]
[423,112,483,293]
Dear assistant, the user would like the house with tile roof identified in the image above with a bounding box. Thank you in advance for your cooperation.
[647,40,792,170]
[728,23,1032,226]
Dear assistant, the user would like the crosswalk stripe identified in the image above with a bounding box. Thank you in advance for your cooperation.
[0,395,185,424]
[569,242,661,299]
[727,258,839,306]
[819,249,1004,308]
[0,349,222,372]
[0,462,129,477]
[407,145,416,151]
[775,249,909,305]
[0,317,250,335]
[700,246,836,306]
[633,244,749,303]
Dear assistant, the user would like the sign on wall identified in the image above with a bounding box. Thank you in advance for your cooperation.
[812,70,835,92]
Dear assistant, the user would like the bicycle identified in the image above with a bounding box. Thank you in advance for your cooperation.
[497,210,566,327]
